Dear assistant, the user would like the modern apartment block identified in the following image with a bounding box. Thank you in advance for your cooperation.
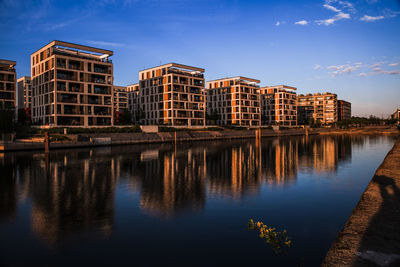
[138,63,205,126]
[206,77,261,126]
[260,85,297,126]
[297,92,338,125]
[113,86,128,112]
[17,76,32,109]
[337,100,351,121]
[127,83,139,122]
[0,59,17,109]
[31,40,114,126]
[391,108,400,121]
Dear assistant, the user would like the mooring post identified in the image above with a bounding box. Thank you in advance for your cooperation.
[44,132,50,153]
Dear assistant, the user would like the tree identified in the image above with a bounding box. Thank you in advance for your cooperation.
[17,108,31,125]
[120,109,132,125]
[115,109,132,125]
[0,107,16,140]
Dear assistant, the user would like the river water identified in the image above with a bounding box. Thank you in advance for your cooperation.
[0,135,395,266]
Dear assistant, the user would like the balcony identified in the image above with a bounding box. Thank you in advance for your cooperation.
[57,70,75,81]
[94,107,110,116]
[94,64,109,74]
[91,74,106,84]
[88,96,101,105]
[63,105,81,115]
[57,82,67,91]
[94,85,109,94]
[58,93,77,103]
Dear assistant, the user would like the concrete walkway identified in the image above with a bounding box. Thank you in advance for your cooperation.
[323,138,400,266]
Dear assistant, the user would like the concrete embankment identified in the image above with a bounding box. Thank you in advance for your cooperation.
[1,126,397,152]
[0,128,309,152]
[322,138,400,266]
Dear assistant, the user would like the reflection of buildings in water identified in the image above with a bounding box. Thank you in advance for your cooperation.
[0,154,17,222]
[137,147,207,219]
[23,150,116,245]
[207,143,262,198]
[261,138,298,186]
[298,135,352,175]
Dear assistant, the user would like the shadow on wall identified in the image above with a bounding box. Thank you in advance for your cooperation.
[354,174,400,266]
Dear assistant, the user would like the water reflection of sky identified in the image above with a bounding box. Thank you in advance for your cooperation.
[0,135,395,266]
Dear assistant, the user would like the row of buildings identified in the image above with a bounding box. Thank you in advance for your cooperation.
[1,40,352,128]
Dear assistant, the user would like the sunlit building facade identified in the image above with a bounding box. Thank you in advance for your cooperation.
[0,59,17,109]
[260,85,297,126]
[391,108,400,121]
[113,86,128,112]
[31,40,114,126]
[138,63,206,126]
[297,92,338,125]
[206,77,261,126]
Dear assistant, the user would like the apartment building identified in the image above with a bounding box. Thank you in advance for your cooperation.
[138,63,205,126]
[31,40,114,126]
[338,100,351,121]
[0,59,16,109]
[127,83,140,122]
[206,77,261,127]
[297,92,338,125]
[113,86,128,112]
[391,108,400,121]
[17,76,32,109]
[260,85,297,126]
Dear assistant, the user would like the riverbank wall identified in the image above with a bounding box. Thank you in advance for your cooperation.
[0,126,398,152]
[322,138,400,266]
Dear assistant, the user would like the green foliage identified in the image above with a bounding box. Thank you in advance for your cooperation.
[247,219,292,254]
[116,109,132,125]
[0,108,16,135]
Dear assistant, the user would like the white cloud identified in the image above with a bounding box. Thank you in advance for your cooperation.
[295,20,308,25]
[275,21,280,26]
[358,73,368,77]
[313,64,322,70]
[389,63,399,67]
[360,15,384,22]
[323,4,341,13]
[315,0,353,26]
[326,63,362,77]
[86,40,130,48]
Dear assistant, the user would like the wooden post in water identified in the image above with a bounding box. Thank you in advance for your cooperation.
[44,132,50,153]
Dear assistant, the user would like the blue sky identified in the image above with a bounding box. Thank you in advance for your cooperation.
[1,0,399,116]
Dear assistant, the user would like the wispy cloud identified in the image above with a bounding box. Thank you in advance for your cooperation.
[322,60,400,77]
[360,15,384,21]
[327,63,362,77]
[313,64,322,70]
[295,20,309,25]
[275,21,280,26]
[360,8,400,22]
[315,0,353,26]
[86,40,134,48]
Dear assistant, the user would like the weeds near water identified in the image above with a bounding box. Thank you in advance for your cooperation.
[247,219,292,254]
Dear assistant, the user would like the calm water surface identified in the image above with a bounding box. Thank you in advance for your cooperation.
[0,135,395,266]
